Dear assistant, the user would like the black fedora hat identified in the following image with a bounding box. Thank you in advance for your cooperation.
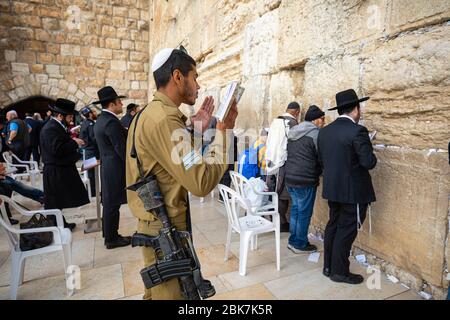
[48,98,79,115]
[93,86,126,105]
[328,89,369,111]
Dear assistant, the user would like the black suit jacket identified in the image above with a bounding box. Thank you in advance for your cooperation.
[317,117,377,204]
[120,113,134,130]
[94,111,127,206]
[25,117,43,147]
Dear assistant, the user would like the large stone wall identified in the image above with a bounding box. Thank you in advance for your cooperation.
[0,0,149,109]
[148,0,450,297]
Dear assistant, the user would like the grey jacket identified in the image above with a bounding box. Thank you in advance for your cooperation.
[285,121,322,187]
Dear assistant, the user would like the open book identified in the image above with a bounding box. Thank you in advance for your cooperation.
[215,81,245,122]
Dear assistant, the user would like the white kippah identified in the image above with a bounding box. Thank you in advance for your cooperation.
[151,48,174,72]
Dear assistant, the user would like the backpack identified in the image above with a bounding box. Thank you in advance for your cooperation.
[265,116,291,174]
[238,144,261,179]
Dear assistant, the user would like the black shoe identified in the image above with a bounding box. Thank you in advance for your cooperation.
[287,242,317,253]
[64,222,76,231]
[323,268,331,277]
[280,223,290,232]
[9,218,19,225]
[330,273,364,285]
[105,236,131,249]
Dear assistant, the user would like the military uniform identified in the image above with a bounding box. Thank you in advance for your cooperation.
[126,91,231,300]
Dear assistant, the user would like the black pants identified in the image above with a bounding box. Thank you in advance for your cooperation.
[24,145,40,165]
[267,175,290,225]
[324,201,368,277]
[9,143,26,173]
[102,204,120,242]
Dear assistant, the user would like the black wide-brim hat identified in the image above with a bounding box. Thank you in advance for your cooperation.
[48,98,79,115]
[93,86,126,105]
[328,89,369,111]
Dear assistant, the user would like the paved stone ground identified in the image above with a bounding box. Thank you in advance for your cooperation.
[0,176,423,300]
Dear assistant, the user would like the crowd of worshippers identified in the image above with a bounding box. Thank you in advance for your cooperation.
[0,93,140,250]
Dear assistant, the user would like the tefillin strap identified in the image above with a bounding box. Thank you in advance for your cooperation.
[130,105,148,180]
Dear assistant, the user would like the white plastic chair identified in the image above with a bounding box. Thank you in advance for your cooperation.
[3,151,40,187]
[0,195,73,300]
[229,170,278,215]
[218,184,280,276]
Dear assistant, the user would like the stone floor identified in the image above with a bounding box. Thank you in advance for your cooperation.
[0,180,424,300]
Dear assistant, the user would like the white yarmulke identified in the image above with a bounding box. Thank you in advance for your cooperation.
[151,48,174,72]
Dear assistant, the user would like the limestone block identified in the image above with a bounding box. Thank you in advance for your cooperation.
[12,2,35,14]
[128,8,140,20]
[268,70,304,122]
[107,70,124,80]
[105,38,121,50]
[242,9,278,77]
[135,72,147,81]
[121,40,134,50]
[24,40,46,52]
[39,6,61,18]
[46,64,60,75]
[0,1,10,12]
[362,25,450,149]
[61,44,81,56]
[9,27,34,39]
[66,34,82,45]
[235,75,271,130]
[127,62,143,72]
[90,48,112,60]
[277,0,385,69]
[48,78,59,88]
[35,29,51,42]
[38,53,54,64]
[113,6,128,17]
[111,60,127,71]
[127,90,147,99]
[17,51,36,65]
[388,0,450,34]
[303,53,361,113]
[19,15,41,28]
[102,25,116,38]
[58,79,69,91]
[116,27,129,39]
[113,49,128,60]
[130,51,148,62]
[42,18,60,31]
[12,75,25,87]
[131,81,139,90]
[4,50,16,62]
[46,44,60,55]
[113,17,126,28]
[11,63,29,74]
[31,64,44,73]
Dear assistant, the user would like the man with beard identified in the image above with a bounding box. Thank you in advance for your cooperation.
[126,47,238,299]
[40,98,89,230]
[93,86,131,249]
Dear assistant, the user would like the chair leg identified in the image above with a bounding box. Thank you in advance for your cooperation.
[275,229,280,271]
[10,252,24,300]
[62,243,74,296]
[239,233,251,276]
[224,225,233,261]
[251,235,258,251]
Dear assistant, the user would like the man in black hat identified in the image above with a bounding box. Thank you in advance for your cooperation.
[120,103,139,131]
[285,105,325,253]
[79,106,99,197]
[93,86,131,249]
[317,89,377,285]
[40,98,90,230]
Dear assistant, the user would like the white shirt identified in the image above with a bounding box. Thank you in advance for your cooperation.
[101,109,120,119]
[338,114,356,123]
[52,117,67,130]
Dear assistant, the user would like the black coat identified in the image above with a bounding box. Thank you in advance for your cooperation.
[120,113,134,130]
[79,119,99,158]
[25,117,43,147]
[40,118,89,209]
[317,117,377,204]
[94,111,127,206]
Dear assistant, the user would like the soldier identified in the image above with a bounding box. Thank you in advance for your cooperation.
[126,47,238,299]
[79,106,99,197]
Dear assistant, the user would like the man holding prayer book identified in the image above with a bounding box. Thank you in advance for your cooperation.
[126,46,238,299]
